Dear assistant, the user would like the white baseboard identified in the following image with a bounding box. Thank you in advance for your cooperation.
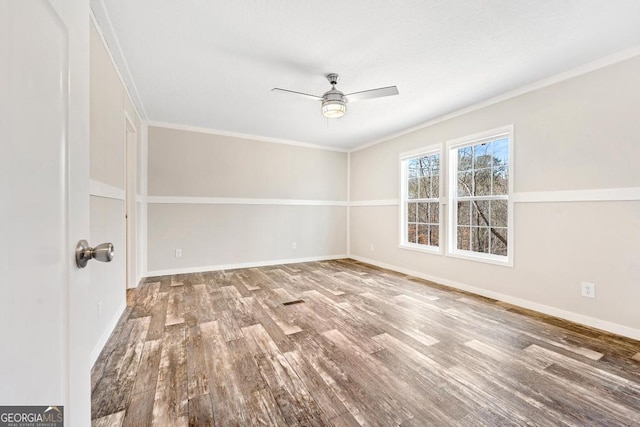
[349,254,640,341]
[90,300,127,367]
[145,254,349,277]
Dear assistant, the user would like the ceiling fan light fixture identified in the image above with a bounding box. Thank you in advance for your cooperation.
[322,99,346,118]
[273,73,398,119]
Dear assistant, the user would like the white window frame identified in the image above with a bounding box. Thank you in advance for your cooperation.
[446,125,514,267]
[399,143,443,254]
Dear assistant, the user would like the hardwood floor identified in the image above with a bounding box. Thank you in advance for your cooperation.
[91,259,640,426]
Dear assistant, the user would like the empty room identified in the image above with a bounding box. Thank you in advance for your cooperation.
[2,1,640,426]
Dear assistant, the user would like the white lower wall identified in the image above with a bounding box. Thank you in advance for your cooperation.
[137,200,144,284]
[147,203,347,274]
[89,195,126,364]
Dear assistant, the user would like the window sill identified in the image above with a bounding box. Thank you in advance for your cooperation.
[399,243,442,255]
[446,249,513,267]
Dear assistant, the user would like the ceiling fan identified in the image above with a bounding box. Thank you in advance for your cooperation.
[272,73,399,119]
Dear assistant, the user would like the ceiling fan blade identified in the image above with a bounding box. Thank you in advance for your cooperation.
[345,85,399,103]
[271,88,323,101]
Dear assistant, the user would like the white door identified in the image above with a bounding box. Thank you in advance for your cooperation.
[1,1,91,425]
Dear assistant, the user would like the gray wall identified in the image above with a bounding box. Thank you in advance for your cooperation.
[349,55,640,336]
[146,126,348,273]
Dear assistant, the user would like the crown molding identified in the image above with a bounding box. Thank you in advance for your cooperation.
[147,121,348,153]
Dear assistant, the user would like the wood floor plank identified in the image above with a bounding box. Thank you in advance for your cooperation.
[234,269,262,291]
[283,349,350,420]
[131,339,162,395]
[242,323,328,426]
[323,328,444,424]
[91,316,150,419]
[165,286,185,326]
[200,320,252,426]
[129,282,160,319]
[184,312,210,399]
[301,290,385,353]
[345,293,443,355]
[145,292,169,342]
[93,260,640,426]
[187,394,215,427]
[190,284,215,324]
[447,347,579,425]
[254,289,303,336]
[154,276,171,293]
[293,330,410,426]
[91,306,132,391]
[121,390,154,427]
[328,412,362,427]
[246,388,288,426]
[151,324,188,427]
[92,410,125,427]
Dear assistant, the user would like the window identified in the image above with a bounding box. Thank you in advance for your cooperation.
[448,127,513,265]
[400,147,441,253]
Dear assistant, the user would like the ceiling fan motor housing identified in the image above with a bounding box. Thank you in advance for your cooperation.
[322,89,347,118]
[323,89,345,103]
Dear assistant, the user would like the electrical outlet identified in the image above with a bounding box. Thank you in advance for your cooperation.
[370,244,375,252]
[98,301,102,321]
[581,282,596,298]
[291,242,297,250]
[175,248,182,258]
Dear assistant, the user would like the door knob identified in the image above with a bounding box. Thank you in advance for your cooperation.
[75,240,114,268]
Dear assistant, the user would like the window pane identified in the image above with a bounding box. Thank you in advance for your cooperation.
[419,177,431,198]
[417,224,428,245]
[474,169,491,196]
[417,156,430,176]
[472,200,490,226]
[492,165,509,195]
[472,227,490,253]
[430,225,439,247]
[408,178,419,199]
[429,155,440,176]
[408,158,419,178]
[492,137,509,165]
[431,175,440,198]
[407,223,417,243]
[428,202,439,223]
[458,147,473,171]
[457,171,472,196]
[474,143,492,168]
[490,200,508,227]
[457,226,470,250]
[407,202,417,223]
[457,201,471,225]
[490,228,508,256]
[417,202,428,223]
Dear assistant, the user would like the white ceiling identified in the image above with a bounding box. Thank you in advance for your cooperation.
[92,0,640,150]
